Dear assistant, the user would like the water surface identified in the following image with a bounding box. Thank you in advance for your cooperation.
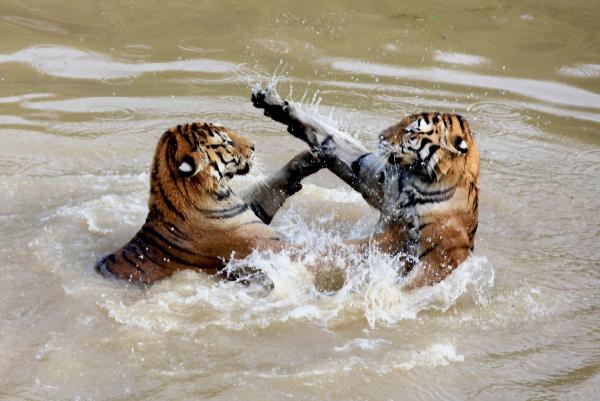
[1,1,599,400]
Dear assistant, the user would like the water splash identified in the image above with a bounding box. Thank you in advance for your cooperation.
[101,207,494,332]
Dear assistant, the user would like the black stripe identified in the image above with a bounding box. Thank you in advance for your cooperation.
[445,114,453,129]
[161,221,188,241]
[416,137,432,152]
[121,248,144,272]
[419,244,437,259]
[418,222,431,230]
[140,226,194,255]
[422,113,430,124]
[137,246,179,270]
[421,145,440,165]
[400,188,454,208]
[191,130,201,150]
[456,115,467,132]
[401,194,453,208]
[236,220,266,228]
[216,151,235,165]
[412,183,456,197]
[210,161,223,178]
[135,233,222,266]
[205,123,215,137]
[130,240,173,271]
[199,203,249,219]
[167,145,193,201]
[468,222,478,241]
[214,188,231,201]
[444,245,471,255]
[181,130,194,147]
[157,182,187,221]
[146,204,162,223]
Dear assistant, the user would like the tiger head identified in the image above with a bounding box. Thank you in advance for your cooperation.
[379,113,478,181]
[152,122,255,198]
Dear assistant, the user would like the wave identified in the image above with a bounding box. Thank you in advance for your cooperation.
[324,57,600,108]
[0,45,239,80]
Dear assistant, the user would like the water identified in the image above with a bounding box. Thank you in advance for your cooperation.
[1,1,599,400]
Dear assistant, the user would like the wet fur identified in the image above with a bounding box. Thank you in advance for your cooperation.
[252,88,479,288]
[97,122,320,284]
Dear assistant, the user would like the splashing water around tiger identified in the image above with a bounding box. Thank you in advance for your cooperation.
[100,206,494,332]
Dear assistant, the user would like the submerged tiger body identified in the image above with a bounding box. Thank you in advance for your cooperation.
[97,122,321,284]
[252,88,480,288]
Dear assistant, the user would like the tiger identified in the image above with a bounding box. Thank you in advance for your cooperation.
[252,87,480,289]
[96,122,323,285]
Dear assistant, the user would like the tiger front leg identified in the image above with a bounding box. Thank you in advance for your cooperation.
[242,150,324,224]
[251,87,366,156]
[251,87,385,210]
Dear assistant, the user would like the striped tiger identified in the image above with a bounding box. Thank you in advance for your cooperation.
[252,88,480,289]
[96,122,323,284]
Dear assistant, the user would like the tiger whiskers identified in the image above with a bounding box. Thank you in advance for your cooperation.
[248,159,274,193]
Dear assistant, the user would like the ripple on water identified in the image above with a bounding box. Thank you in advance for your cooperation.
[469,101,523,121]
[22,171,495,334]
[434,50,489,66]
[177,37,224,54]
[558,63,600,78]
[324,57,600,108]
[0,46,239,81]
[0,15,68,34]
[116,44,153,61]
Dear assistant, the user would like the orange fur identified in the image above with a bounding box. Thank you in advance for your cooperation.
[97,122,284,284]
[251,88,480,289]
[376,113,479,288]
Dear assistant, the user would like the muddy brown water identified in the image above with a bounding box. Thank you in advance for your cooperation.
[1,1,599,400]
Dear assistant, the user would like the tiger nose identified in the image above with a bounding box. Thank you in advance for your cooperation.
[250,144,255,151]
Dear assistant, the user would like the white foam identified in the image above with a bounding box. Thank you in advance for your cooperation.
[434,51,489,66]
[37,174,494,333]
[55,192,147,234]
[333,338,391,352]
[100,209,495,332]
[0,46,238,80]
[558,63,600,78]
[394,342,464,370]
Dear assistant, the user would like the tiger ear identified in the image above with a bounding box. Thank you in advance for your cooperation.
[178,155,197,177]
